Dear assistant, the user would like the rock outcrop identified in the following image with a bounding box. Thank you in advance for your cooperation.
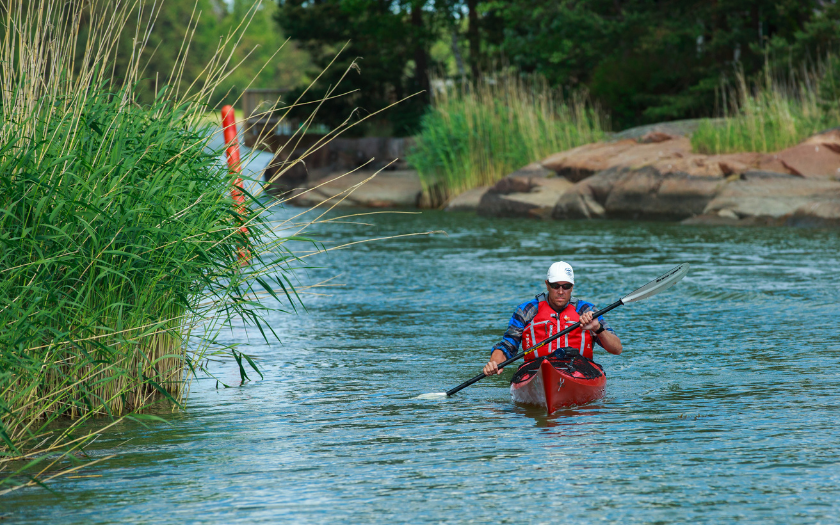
[477,126,840,227]
[762,142,840,179]
[552,168,625,219]
[277,123,840,226]
[540,128,840,181]
[684,171,840,226]
[444,186,490,212]
[551,167,723,221]
[289,169,422,208]
[788,199,840,227]
[476,163,574,219]
[605,169,723,220]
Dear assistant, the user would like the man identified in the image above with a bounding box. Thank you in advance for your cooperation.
[483,261,622,376]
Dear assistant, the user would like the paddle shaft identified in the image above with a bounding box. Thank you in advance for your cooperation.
[445,299,623,397]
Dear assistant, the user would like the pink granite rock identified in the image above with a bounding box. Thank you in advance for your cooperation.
[444,186,490,212]
[700,171,840,219]
[759,142,840,179]
[638,131,675,143]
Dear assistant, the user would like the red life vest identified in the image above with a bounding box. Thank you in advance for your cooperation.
[521,300,593,361]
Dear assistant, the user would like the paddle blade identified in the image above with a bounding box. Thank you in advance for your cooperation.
[416,392,448,400]
[621,263,689,304]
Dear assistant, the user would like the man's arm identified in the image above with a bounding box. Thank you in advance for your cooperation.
[579,310,622,355]
[576,301,622,355]
[597,330,622,355]
[484,298,539,376]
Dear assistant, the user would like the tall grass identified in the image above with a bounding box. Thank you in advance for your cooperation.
[0,0,333,486]
[408,73,607,206]
[692,58,840,154]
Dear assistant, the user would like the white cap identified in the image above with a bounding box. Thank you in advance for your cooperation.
[547,261,574,284]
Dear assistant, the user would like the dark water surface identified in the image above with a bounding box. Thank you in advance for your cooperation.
[5,210,840,524]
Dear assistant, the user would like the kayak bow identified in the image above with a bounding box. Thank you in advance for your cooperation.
[510,354,606,414]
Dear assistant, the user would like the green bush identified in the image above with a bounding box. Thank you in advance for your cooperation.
[691,63,840,154]
[408,73,607,206]
[818,55,840,115]
[1,90,260,431]
[0,0,303,475]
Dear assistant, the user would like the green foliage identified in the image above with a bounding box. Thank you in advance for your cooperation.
[691,64,840,154]
[112,0,311,107]
[485,0,840,129]
[818,54,840,115]
[1,90,259,423]
[408,73,606,205]
[0,0,305,478]
[276,0,449,136]
[212,1,312,106]
[271,1,840,131]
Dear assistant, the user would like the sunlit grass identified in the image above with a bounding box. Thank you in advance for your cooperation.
[0,0,337,489]
[0,0,435,494]
[0,0,286,456]
[408,72,607,206]
[692,59,840,154]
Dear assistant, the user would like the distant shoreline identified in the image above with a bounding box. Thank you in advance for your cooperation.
[272,120,840,229]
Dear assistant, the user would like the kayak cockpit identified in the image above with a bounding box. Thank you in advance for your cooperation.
[510,353,606,414]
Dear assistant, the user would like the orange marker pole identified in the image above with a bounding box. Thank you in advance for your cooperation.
[221,105,250,264]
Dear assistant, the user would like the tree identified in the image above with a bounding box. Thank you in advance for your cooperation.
[485,0,840,128]
[275,0,457,136]
[212,0,312,107]
[81,0,311,107]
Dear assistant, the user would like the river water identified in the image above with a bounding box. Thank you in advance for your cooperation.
[4,208,840,524]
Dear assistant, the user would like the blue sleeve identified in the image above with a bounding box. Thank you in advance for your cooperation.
[491,297,539,359]
[575,300,616,349]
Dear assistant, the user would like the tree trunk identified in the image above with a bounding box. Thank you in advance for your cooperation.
[467,0,480,79]
[411,2,429,97]
[452,29,467,79]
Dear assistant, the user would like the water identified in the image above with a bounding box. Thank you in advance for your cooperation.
[4,210,840,524]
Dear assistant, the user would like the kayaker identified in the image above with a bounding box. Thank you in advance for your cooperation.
[483,261,622,376]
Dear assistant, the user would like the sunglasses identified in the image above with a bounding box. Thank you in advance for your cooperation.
[547,282,573,290]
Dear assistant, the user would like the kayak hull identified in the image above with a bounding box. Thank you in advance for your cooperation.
[510,357,606,414]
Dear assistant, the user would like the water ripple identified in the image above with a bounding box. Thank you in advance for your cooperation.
[4,212,840,524]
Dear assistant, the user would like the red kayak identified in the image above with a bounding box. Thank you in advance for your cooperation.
[510,355,606,414]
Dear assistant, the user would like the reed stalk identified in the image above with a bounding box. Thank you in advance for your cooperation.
[0,0,362,482]
[408,72,607,206]
[691,58,840,154]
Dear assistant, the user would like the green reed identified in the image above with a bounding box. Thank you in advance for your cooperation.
[691,59,840,154]
[0,0,311,478]
[408,73,607,206]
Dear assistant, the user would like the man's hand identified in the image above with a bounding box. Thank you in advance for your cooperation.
[483,360,503,376]
[579,311,601,332]
[483,349,508,376]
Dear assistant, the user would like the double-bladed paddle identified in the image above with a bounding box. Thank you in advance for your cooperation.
[418,263,690,400]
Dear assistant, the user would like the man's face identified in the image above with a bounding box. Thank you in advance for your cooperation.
[545,280,573,309]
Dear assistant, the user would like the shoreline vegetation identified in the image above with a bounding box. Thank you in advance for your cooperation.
[0,0,284,482]
[692,57,840,154]
[408,73,607,207]
[0,0,399,492]
[407,60,840,207]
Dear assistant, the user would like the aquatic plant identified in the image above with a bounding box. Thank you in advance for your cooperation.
[0,0,434,494]
[691,59,840,154]
[408,72,607,207]
[0,0,323,483]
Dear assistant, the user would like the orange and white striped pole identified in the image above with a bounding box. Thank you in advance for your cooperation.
[221,105,250,264]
